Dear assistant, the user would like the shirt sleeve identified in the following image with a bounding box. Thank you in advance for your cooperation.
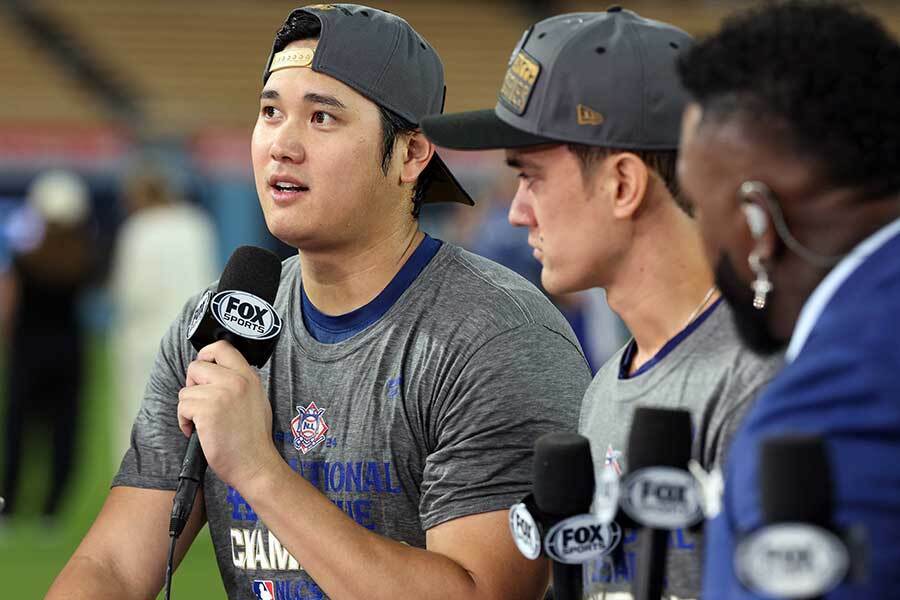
[418,323,592,530]
[111,292,206,490]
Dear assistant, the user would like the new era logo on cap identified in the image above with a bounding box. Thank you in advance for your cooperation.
[577,104,604,126]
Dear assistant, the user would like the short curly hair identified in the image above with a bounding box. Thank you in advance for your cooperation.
[678,1,900,199]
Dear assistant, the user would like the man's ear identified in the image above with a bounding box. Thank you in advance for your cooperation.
[399,131,435,184]
[606,152,649,220]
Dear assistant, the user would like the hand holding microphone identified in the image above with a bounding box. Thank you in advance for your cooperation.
[170,246,283,538]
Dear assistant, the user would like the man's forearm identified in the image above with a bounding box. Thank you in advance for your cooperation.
[240,457,486,600]
[46,554,136,600]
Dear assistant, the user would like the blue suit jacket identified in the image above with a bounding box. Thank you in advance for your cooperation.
[704,231,900,598]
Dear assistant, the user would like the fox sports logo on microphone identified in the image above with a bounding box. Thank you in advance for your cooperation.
[508,503,542,560]
[543,514,621,564]
[187,289,212,339]
[620,466,703,529]
[735,522,850,598]
[211,291,282,340]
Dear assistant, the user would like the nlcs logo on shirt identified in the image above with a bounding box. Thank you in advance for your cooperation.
[291,401,329,455]
[252,580,274,600]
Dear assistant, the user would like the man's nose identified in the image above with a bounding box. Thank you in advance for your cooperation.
[508,180,537,228]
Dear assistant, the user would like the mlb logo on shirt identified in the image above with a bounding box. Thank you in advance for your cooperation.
[252,579,275,600]
[291,401,330,454]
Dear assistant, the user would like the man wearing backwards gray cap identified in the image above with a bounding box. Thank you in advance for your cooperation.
[423,7,781,599]
[48,5,591,600]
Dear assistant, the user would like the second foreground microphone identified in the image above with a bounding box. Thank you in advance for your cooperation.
[169,245,284,538]
[533,432,596,600]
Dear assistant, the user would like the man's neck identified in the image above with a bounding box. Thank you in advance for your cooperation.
[298,225,424,316]
[606,209,717,374]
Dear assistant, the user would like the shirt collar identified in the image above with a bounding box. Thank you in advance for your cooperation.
[786,216,900,362]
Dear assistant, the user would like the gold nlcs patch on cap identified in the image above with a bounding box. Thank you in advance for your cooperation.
[269,48,315,73]
[499,50,541,116]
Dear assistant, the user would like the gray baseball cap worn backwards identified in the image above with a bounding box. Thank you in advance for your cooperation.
[263,3,473,206]
[421,7,693,152]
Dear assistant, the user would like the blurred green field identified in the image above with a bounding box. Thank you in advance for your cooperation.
[0,336,225,599]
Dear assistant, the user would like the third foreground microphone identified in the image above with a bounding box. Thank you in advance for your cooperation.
[169,245,284,538]
[735,435,853,599]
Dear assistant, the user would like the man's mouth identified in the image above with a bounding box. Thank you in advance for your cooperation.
[271,181,309,193]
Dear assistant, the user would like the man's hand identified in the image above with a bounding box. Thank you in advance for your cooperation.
[178,340,280,487]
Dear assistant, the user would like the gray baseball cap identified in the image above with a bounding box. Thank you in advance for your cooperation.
[263,4,473,206]
[421,7,692,152]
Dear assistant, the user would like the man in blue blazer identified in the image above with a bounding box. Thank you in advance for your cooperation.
[676,1,900,598]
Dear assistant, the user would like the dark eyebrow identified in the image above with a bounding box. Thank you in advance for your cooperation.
[260,89,279,100]
[304,92,347,110]
[506,154,540,171]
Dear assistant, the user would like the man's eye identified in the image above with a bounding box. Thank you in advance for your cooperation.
[262,106,279,118]
[312,111,335,125]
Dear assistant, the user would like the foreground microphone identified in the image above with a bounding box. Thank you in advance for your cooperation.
[169,246,283,538]
[621,408,701,600]
[533,433,595,600]
[735,436,851,599]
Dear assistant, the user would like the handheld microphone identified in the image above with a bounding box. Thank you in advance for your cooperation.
[735,435,851,599]
[621,407,701,600]
[168,245,283,538]
[533,432,596,600]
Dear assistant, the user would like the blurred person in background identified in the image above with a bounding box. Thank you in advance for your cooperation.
[109,165,218,466]
[1,170,97,521]
[423,8,782,598]
[677,1,900,596]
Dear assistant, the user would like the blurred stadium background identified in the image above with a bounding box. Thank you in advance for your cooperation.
[0,1,898,597]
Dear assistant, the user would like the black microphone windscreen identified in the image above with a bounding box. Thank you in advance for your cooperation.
[217,245,282,303]
[626,407,692,472]
[760,435,832,526]
[533,432,595,516]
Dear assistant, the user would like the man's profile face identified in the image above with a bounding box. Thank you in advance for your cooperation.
[251,39,402,252]
[505,145,620,294]
[677,103,785,354]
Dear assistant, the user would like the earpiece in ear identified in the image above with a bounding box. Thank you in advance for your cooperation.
[742,203,768,239]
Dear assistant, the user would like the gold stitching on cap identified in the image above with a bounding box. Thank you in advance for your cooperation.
[269,48,315,73]
[577,104,604,126]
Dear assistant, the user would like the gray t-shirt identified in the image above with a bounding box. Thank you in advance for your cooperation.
[114,242,592,600]
[579,300,782,600]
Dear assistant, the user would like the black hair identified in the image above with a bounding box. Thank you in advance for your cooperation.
[677,0,900,200]
[271,10,429,218]
[567,145,690,215]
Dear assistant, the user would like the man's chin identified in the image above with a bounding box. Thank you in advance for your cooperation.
[540,268,584,297]
[729,312,787,356]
